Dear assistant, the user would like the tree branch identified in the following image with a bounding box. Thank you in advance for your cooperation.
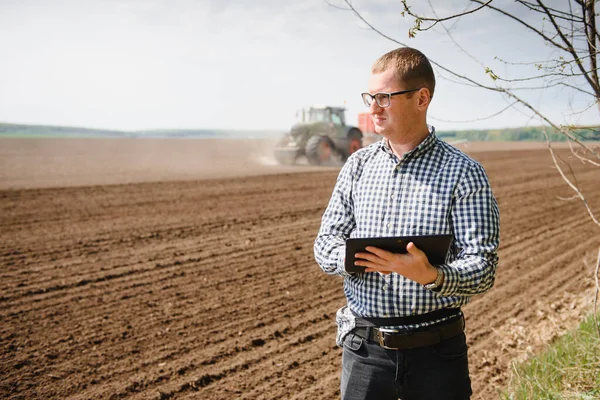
[535,0,600,101]
[507,91,600,160]
[557,82,596,97]
[488,69,595,83]
[429,101,518,124]
[323,0,351,11]
[582,1,599,98]
[469,0,569,51]
[516,0,600,38]
[343,0,600,162]
[426,0,487,69]
[341,1,501,92]
[516,0,585,23]
[567,137,600,167]
[541,127,600,227]
[484,82,596,97]
[400,0,494,33]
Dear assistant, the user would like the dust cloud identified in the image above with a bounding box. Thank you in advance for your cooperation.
[0,138,335,190]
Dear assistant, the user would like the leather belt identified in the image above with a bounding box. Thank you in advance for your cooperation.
[352,307,461,326]
[352,315,465,350]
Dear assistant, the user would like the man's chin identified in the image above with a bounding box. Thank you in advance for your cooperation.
[374,122,391,136]
[375,129,390,138]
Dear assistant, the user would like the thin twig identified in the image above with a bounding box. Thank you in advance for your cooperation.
[323,0,351,11]
[594,247,600,338]
[401,0,493,32]
[541,128,600,227]
[556,195,580,201]
[429,101,518,123]
[471,0,568,51]
[502,91,600,160]
[535,0,600,99]
[492,70,594,83]
[567,138,600,166]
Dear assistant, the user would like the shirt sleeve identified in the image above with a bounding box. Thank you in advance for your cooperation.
[314,157,357,277]
[436,162,500,297]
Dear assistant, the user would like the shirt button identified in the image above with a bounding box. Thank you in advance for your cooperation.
[387,223,392,229]
[390,194,395,199]
[382,285,388,291]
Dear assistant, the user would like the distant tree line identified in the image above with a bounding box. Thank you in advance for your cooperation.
[0,122,597,141]
[0,123,282,139]
[0,123,129,138]
[437,126,599,142]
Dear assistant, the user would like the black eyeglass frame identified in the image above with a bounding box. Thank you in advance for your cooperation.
[361,88,422,108]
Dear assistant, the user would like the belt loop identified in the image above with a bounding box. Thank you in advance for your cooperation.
[365,326,374,341]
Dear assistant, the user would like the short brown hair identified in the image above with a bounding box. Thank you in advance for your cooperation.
[372,47,435,98]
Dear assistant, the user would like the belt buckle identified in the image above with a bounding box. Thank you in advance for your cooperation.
[376,328,405,350]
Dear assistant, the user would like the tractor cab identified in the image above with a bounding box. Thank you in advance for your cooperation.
[274,105,363,166]
[299,106,346,127]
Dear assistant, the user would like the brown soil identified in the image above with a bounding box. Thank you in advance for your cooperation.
[0,138,336,190]
[1,139,599,399]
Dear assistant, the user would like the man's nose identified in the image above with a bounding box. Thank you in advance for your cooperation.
[369,101,382,115]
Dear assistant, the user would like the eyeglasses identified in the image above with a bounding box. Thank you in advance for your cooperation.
[361,88,422,108]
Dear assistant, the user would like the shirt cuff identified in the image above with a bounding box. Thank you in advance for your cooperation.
[436,263,460,296]
[335,246,354,278]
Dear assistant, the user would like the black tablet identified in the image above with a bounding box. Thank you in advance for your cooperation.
[345,235,453,273]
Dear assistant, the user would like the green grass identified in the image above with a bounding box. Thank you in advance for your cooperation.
[502,312,600,400]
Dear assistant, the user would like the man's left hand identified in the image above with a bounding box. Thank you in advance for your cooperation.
[354,242,438,285]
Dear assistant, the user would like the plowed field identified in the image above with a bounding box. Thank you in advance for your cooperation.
[1,139,599,399]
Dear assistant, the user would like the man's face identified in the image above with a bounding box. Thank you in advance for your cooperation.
[367,68,418,138]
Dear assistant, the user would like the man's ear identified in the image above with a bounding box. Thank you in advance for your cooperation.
[417,88,431,109]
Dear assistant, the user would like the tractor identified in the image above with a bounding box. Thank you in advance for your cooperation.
[273,106,363,165]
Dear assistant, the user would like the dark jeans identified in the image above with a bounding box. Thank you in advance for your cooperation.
[341,329,472,400]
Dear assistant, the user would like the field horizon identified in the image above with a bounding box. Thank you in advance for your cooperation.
[0,137,588,191]
[1,121,598,142]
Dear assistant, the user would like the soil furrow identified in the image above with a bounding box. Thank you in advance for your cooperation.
[2,144,599,399]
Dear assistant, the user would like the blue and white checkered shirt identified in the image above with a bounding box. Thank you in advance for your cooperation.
[314,128,500,335]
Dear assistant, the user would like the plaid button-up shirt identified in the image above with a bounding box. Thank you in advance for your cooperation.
[314,129,500,330]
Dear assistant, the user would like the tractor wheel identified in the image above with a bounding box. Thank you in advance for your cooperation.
[305,136,334,165]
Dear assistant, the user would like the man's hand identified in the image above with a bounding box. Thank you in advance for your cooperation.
[354,242,438,285]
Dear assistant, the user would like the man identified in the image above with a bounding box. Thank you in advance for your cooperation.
[314,47,500,400]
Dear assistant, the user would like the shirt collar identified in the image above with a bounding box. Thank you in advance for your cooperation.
[378,125,437,162]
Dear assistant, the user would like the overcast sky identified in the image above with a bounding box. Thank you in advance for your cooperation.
[0,0,597,132]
